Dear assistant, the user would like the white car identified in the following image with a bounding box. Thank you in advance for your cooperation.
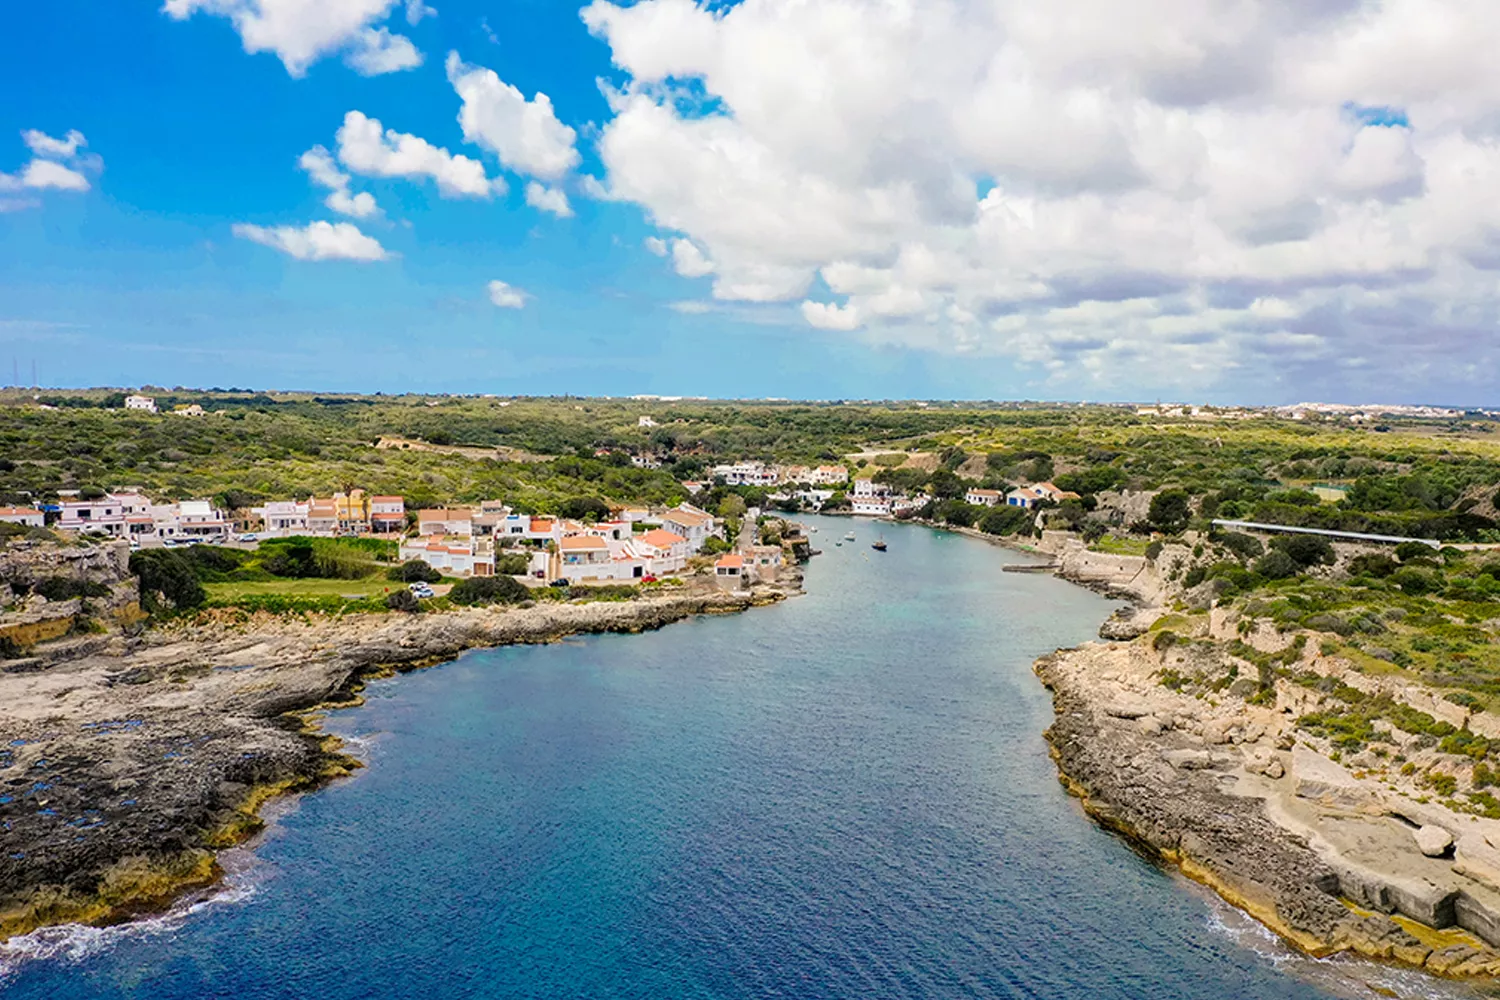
[238,533,259,543]
[408,583,435,599]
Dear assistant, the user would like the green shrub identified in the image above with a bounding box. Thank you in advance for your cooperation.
[449,575,530,606]
[1273,534,1335,568]
[1391,567,1439,595]
[130,549,206,614]
[496,552,531,575]
[1145,541,1164,561]
[1347,553,1397,578]
[1216,531,1264,561]
[1253,550,1300,580]
[387,560,441,583]
[33,577,111,601]
[1396,540,1438,561]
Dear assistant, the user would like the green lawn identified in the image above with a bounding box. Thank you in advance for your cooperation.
[1090,534,1152,556]
[205,576,395,599]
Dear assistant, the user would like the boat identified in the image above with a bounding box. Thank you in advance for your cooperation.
[835,541,842,547]
[872,540,887,552]
[845,531,856,541]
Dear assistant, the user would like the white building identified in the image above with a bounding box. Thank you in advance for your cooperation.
[850,496,892,516]
[712,462,780,487]
[59,493,152,537]
[398,535,495,577]
[808,465,849,485]
[634,529,689,574]
[416,508,474,536]
[852,479,891,498]
[631,454,663,469]
[965,488,1003,507]
[0,507,45,527]
[255,500,309,535]
[370,496,406,533]
[638,415,657,428]
[124,395,157,413]
[151,499,232,543]
[1006,487,1044,509]
[661,505,718,551]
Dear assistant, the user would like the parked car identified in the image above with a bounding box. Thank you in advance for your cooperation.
[408,583,435,599]
[238,532,259,543]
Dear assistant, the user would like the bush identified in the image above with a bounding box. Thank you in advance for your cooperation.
[1145,541,1164,561]
[496,552,530,576]
[1273,534,1335,568]
[1216,531,1263,561]
[33,577,112,601]
[1391,567,1439,595]
[130,549,206,613]
[1253,550,1300,580]
[450,575,530,606]
[936,498,978,527]
[1347,553,1398,578]
[978,505,1031,537]
[1396,540,1438,562]
[387,560,442,584]
[385,589,420,613]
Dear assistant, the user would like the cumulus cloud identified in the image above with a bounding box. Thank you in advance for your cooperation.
[669,239,713,277]
[345,26,422,75]
[161,0,421,77]
[335,110,500,198]
[299,145,379,218]
[447,52,580,181]
[233,220,389,261]
[404,0,435,24]
[581,0,1500,396]
[524,181,573,217]
[801,301,860,331]
[487,279,527,308]
[0,128,99,200]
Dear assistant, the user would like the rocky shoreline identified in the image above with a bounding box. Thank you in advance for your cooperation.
[1036,624,1500,982]
[0,582,791,943]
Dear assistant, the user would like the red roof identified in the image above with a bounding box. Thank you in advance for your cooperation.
[0,507,42,516]
[637,529,686,549]
[715,554,744,569]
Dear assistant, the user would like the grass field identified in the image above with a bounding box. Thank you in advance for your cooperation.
[204,577,395,600]
[1090,534,1152,556]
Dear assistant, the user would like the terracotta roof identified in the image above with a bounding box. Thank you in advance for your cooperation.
[371,512,404,521]
[560,536,608,551]
[663,508,711,526]
[967,489,1002,497]
[637,529,686,549]
[418,508,469,521]
[0,507,42,517]
[371,496,404,503]
[715,554,744,569]
[529,518,556,532]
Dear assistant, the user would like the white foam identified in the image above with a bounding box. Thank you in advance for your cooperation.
[1194,883,1483,1000]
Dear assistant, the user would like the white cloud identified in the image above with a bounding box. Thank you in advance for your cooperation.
[669,300,713,314]
[670,238,714,277]
[345,26,422,75]
[18,160,90,192]
[161,0,420,77]
[643,236,668,256]
[233,220,389,261]
[801,300,860,331]
[446,52,580,181]
[404,0,435,24]
[487,279,527,308]
[580,0,1500,396]
[525,181,573,217]
[23,129,86,159]
[298,144,380,218]
[335,110,500,197]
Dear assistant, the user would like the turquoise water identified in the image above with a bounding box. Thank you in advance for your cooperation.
[0,518,1471,998]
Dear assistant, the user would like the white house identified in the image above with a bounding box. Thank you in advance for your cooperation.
[1006,487,1045,509]
[638,415,657,428]
[370,496,406,533]
[172,404,206,418]
[0,507,44,527]
[852,479,891,498]
[809,465,849,486]
[307,500,338,535]
[850,496,891,516]
[633,529,689,574]
[714,553,745,588]
[151,500,232,543]
[255,500,309,535]
[630,453,663,469]
[1032,482,1082,503]
[124,395,157,413]
[965,488,1003,507]
[712,462,780,487]
[661,505,718,550]
[399,535,495,577]
[59,492,151,537]
[416,508,473,537]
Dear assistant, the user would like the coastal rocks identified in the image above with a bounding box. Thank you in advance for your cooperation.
[1291,746,1382,812]
[1246,749,1285,779]
[1415,825,1455,858]
[1098,605,1157,641]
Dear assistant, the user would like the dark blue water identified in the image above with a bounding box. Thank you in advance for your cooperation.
[0,518,1471,998]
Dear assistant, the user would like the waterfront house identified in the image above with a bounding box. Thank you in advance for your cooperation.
[852,479,891,498]
[634,529,689,574]
[744,544,783,583]
[1006,487,1045,509]
[714,553,745,588]
[150,499,232,544]
[661,505,718,551]
[0,507,44,527]
[965,488,1003,507]
[809,465,849,485]
[850,496,892,516]
[307,500,338,535]
[1032,482,1082,503]
[398,534,494,577]
[559,535,612,574]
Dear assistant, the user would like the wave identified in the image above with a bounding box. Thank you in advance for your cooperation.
[1195,883,1486,1000]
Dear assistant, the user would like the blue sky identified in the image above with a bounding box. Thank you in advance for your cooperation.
[3,2,1499,405]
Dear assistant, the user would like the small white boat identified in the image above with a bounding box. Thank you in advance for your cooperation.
[844,531,856,541]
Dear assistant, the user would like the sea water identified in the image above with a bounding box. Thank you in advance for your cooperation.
[0,517,1480,999]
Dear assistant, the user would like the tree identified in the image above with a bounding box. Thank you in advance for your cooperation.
[928,469,965,500]
[557,496,612,522]
[450,575,530,606]
[717,494,748,520]
[1147,489,1192,533]
[388,559,442,583]
[1273,534,1335,568]
[936,499,978,527]
[385,589,420,613]
[130,549,206,614]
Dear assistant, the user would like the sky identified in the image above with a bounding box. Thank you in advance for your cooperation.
[3,0,1500,404]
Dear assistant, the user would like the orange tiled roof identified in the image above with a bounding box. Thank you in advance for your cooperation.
[637,529,686,549]
[560,536,607,551]
[715,554,744,569]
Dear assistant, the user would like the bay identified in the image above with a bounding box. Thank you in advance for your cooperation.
[0,517,1472,998]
